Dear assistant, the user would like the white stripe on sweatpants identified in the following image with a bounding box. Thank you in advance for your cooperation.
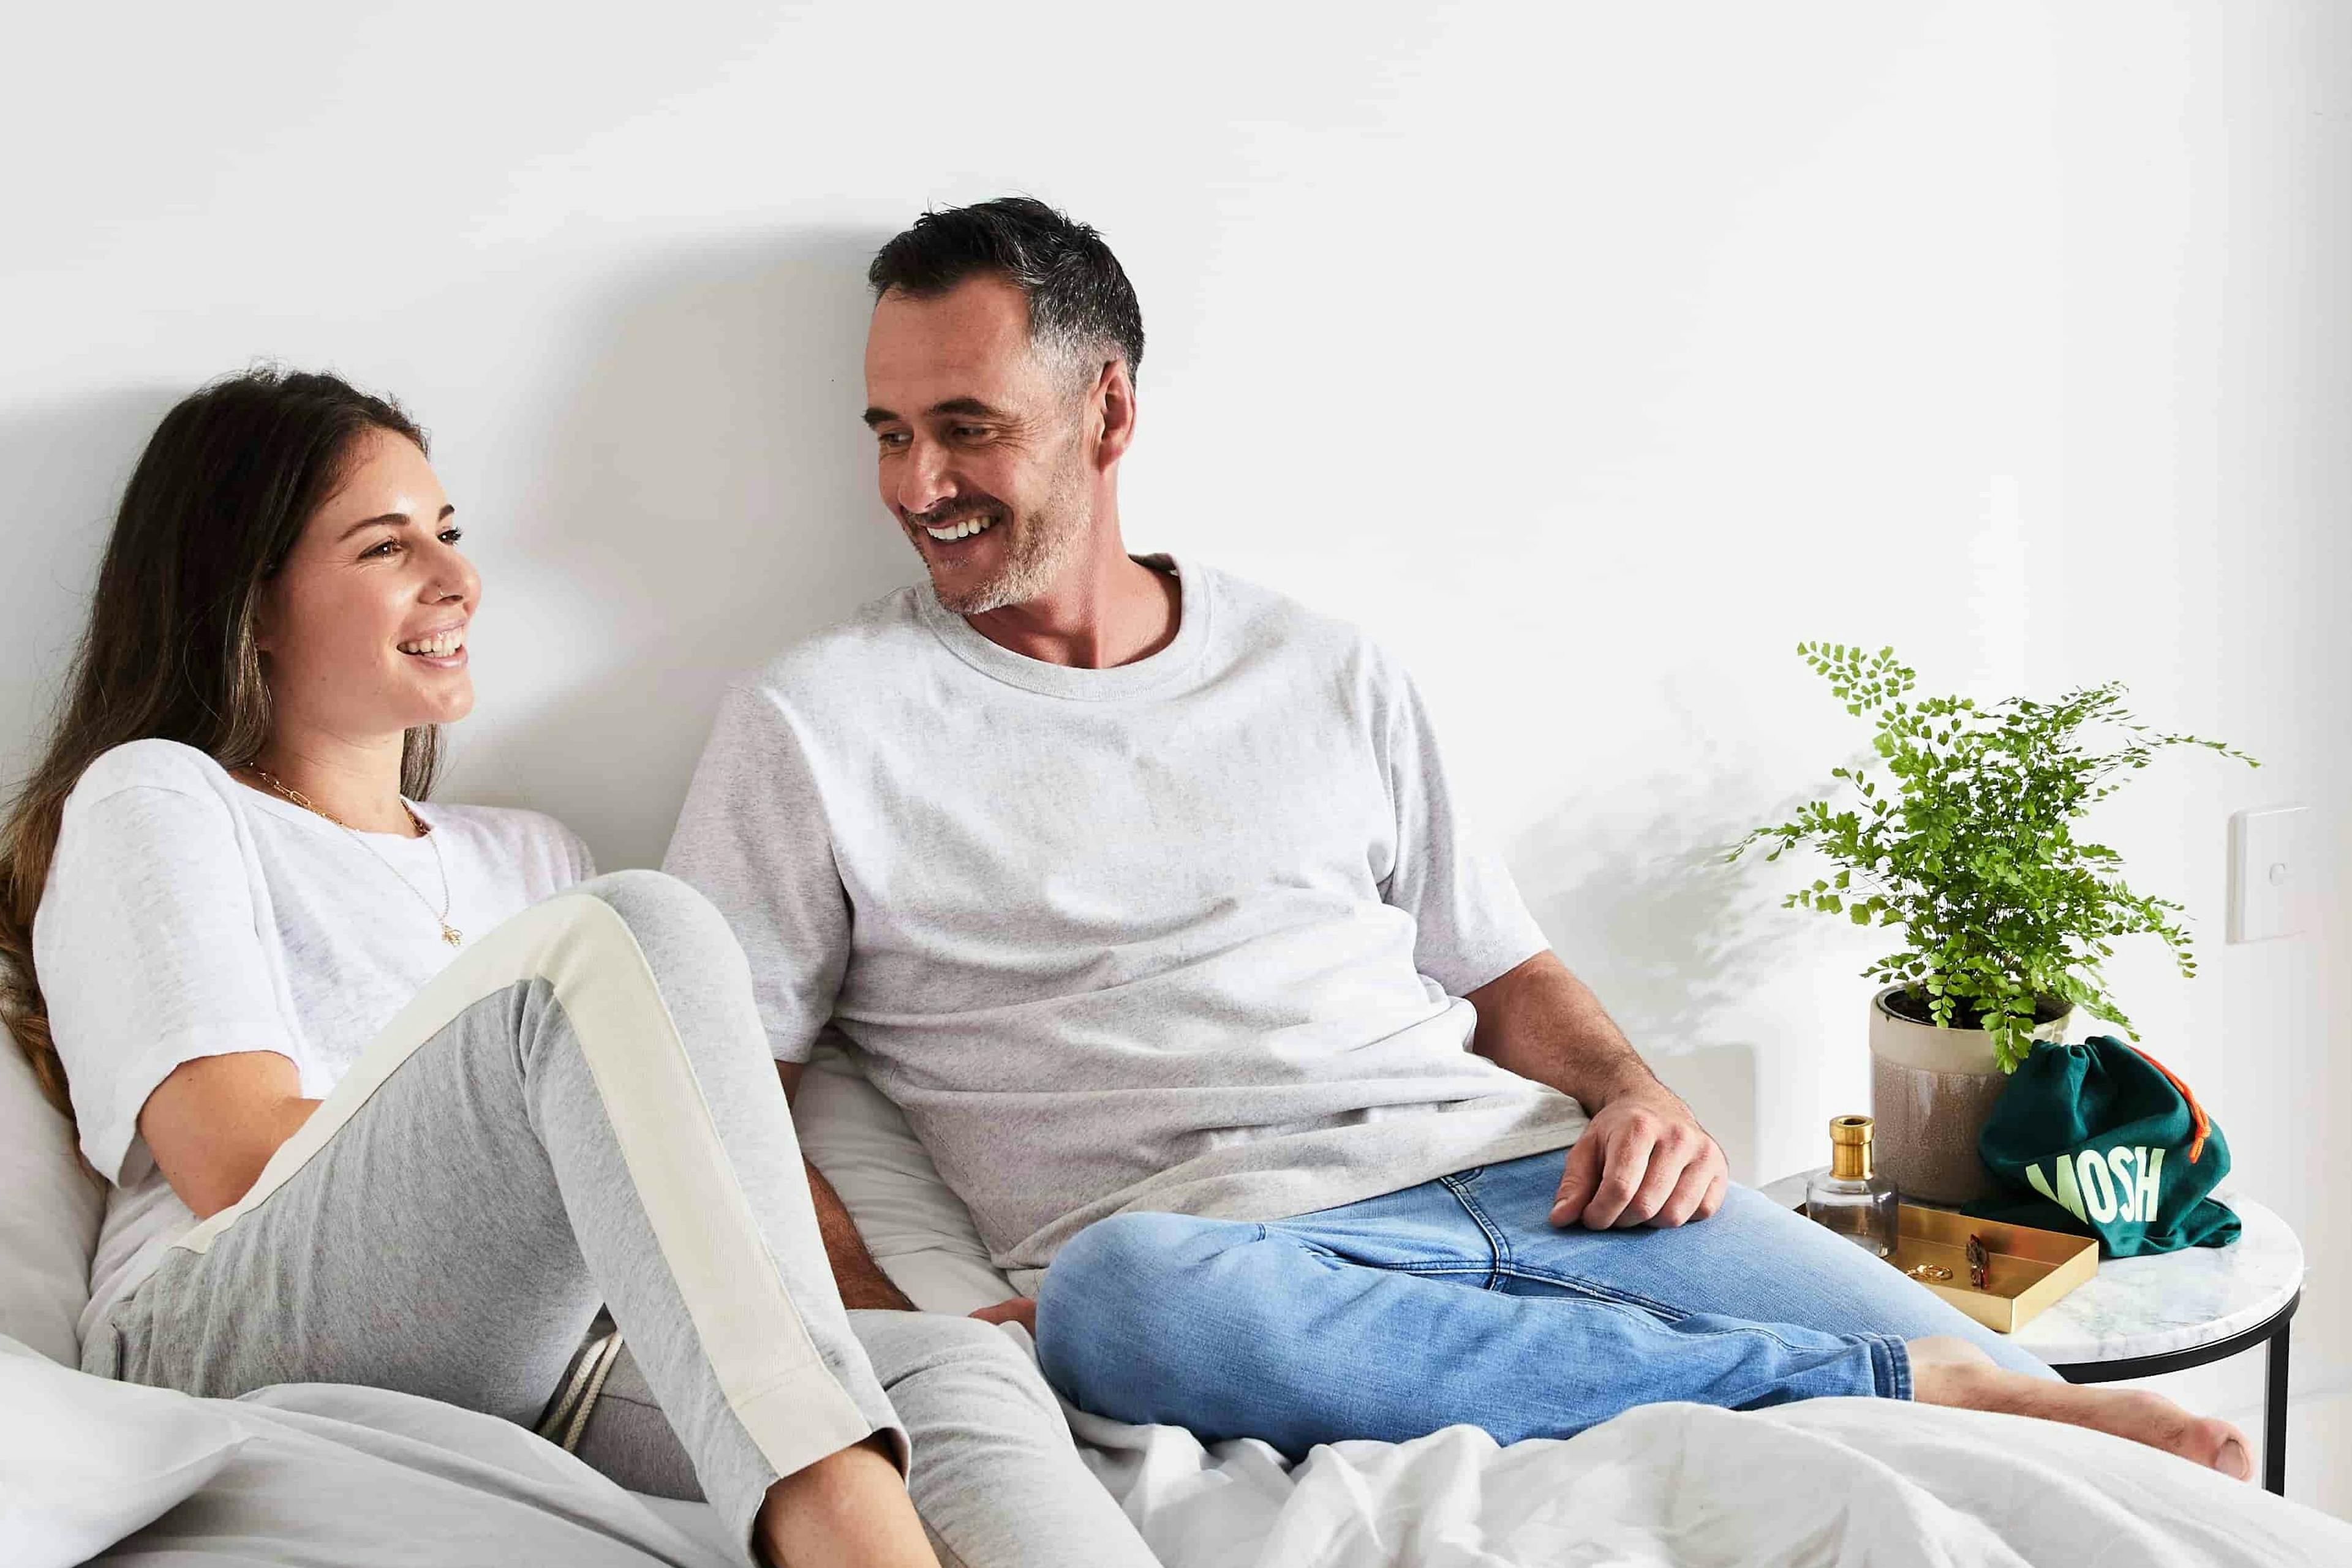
[172,891,877,1483]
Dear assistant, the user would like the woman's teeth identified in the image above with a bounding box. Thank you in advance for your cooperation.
[924,514,998,541]
[398,630,465,657]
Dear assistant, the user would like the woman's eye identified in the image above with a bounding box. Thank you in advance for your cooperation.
[439,527,464,545]
[362,538,401,559]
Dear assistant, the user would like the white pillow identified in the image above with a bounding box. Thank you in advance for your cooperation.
[0,1037,105,1365]
[794,1040,1016,1316]
[0,1333,248,1567]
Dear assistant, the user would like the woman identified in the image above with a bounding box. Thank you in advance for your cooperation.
[0,369,1150,1568]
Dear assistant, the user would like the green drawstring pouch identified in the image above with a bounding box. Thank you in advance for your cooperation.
[1966,1035,2239,1257]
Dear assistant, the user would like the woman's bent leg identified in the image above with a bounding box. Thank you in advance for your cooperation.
[89,870,907,1561]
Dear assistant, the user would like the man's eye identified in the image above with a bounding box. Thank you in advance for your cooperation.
[878,431,910,449]
[951,426,987,440]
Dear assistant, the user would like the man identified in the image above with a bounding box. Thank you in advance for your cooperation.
[664,197,2250,1482]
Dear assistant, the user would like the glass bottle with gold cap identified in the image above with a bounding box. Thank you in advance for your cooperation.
[1805,1114,1901,1258]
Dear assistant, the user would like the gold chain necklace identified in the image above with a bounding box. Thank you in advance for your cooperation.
[244,767,462,946]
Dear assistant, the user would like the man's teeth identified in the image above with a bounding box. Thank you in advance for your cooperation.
[398,631,465,657]
[924,514,998,541]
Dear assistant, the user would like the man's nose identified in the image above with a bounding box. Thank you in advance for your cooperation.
[895,437,955,518]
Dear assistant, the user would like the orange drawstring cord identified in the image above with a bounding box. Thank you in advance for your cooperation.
[2122,1042,2211,1164]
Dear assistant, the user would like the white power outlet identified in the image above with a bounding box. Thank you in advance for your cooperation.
[2228,806,2309,943]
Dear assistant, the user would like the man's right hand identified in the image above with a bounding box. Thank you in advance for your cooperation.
[969,1297,1037,1333]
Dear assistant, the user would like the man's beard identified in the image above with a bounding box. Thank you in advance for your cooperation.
[916,466,1090,617]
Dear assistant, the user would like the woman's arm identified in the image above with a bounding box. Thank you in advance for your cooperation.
[138,1050,320,1218]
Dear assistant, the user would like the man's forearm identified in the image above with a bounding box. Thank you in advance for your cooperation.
[1464,951,1665,1110]
[804,1158,916,1311]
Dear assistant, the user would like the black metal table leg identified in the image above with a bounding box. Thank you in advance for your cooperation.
[2264,1318,2290,1496]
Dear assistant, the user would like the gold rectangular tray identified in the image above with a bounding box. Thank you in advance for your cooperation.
[1801,1202,2098,1333]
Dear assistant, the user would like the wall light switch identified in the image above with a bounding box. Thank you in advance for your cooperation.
[2228,805,2309,943]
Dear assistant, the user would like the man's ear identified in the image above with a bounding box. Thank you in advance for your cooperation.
[1093,359,1137,470]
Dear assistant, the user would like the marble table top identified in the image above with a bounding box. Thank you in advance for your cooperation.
[1756,1175,2304,1365]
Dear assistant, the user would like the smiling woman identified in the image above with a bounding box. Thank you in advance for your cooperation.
[246,421,480,827]
[0,367,985,1568]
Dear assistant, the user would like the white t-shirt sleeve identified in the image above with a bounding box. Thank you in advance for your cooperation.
[36,780,299,1185]
[663,683,851,1065]
[552,819,595,886]
[1378,659,1550,998]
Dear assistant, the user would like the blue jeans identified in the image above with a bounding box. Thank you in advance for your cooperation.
[1035,1150,2054,1458]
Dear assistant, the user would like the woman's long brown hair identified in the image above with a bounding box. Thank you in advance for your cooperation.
[1,368,440,1129]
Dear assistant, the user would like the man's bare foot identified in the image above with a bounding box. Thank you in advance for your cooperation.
[1905,1336,2253,1482]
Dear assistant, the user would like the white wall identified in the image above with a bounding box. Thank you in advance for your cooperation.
[4,0,2344,1513]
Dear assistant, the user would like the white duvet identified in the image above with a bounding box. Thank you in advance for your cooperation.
[9,1333,2346,1568]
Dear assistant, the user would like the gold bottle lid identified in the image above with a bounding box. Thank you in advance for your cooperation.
[1829,1114,1874,1180]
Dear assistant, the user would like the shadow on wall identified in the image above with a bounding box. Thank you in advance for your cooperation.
[464,228,915,869]
[0,385,190,785]
[1510,774,1836,1185]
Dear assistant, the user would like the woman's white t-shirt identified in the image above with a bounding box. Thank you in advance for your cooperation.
[35,739,594,1349]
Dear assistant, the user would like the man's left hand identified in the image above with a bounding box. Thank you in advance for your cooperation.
[1548,1088,1728,1229]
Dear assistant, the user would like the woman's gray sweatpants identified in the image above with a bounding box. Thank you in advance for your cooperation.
[81,871,1151,1567]
[575,1319,1157,1568]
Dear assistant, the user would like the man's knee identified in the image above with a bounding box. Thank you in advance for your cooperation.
[1035,1211,1251,1412]
[1038,1211,1217,1323]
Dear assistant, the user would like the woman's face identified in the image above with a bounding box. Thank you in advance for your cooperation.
[255,428,481,745]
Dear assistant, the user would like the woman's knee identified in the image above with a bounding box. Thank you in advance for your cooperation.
[569,870,756,991]
[575,869,729,946]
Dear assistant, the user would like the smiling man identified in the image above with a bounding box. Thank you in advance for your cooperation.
[662,197,2253,1482]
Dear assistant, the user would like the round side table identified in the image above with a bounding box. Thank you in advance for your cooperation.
[1759,1175,2305,1494]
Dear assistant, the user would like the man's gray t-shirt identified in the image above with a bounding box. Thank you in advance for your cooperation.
[663,556,1588,1285]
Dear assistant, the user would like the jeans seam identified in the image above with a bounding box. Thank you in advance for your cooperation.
[1491,1262,1692,1323]
[1436,1170,1509,1290]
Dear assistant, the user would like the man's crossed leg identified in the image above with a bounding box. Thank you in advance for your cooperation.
[1036,1153,2250,1479]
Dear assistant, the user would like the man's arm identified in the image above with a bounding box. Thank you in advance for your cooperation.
[777,1061,916,1311]
[1465,951,1728,1231]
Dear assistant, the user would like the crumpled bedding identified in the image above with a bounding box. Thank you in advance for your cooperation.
[13,1336,2345,1567]
[1065,1392,2348,1568]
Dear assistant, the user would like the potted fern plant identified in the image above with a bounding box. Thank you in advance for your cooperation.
[1731,643,2255,1204]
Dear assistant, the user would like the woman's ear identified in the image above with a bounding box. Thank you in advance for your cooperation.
[249,581,279,657]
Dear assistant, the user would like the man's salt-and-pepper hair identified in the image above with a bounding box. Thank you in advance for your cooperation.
[867,197,1145,390]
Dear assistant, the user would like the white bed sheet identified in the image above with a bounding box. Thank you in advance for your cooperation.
[21,1343,2346,1568]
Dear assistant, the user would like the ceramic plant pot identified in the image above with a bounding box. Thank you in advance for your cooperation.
[1867,985,2072,1205]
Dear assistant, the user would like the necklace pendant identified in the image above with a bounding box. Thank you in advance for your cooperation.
[442,924,463,947]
